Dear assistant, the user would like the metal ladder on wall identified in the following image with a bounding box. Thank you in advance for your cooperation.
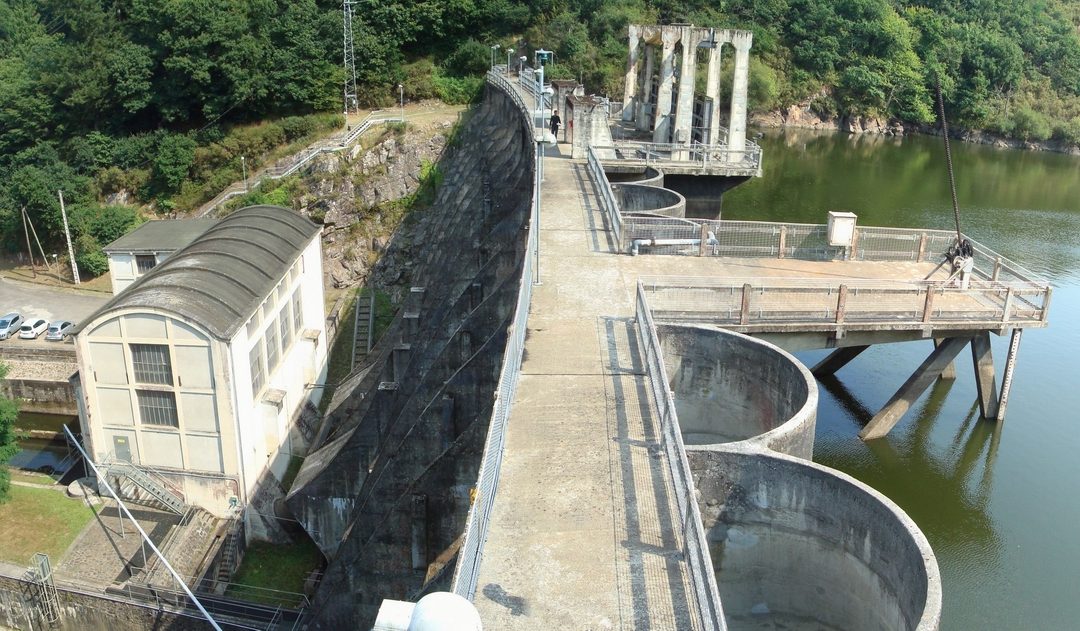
[102,456,187,515]
[351,287,376,370]
[25,553,61,623]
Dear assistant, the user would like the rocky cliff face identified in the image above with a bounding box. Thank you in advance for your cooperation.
[295,112,459,293]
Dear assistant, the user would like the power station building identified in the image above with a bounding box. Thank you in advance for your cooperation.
[72,205,328,518]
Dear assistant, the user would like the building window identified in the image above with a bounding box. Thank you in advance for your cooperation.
[136,255,157,274]
[250,344,265,396]
[137,390,179,427]
[289,261,300,283]
[292,289,303,332]
[280,305,293,350]
[266,320,280,372]
[130,344,173,385]
[246,313,260,339]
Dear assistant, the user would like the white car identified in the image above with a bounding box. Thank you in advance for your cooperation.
[18,318,48,340]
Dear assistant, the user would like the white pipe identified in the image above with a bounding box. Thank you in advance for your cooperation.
[631,232,717,256]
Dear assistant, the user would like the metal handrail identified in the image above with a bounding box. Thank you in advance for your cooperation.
[451,73,539,600]
[587,146,622,243]
[198,111,404,217]
[635,282,727,630]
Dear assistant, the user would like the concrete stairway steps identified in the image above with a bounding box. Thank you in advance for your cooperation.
[352,290,375,368]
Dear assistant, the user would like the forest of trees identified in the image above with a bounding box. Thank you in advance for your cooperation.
[4,0,1080,272]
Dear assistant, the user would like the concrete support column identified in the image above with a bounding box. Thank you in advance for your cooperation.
[636,45,656,131]
[652,30,678,143]
[810,345,869,377]
[860,336,971,440]
[726,31,753,162]
[673,31,700,146]
[970,332,999,419]
[623,25,641,122]
[705,38,724,145]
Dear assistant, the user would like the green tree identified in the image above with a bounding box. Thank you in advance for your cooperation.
[0,363,20,502]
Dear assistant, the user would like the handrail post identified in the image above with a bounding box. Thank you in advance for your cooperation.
[835,284,848,324]
[740,283,752,325]
[922,287,936,323]
[778,226,787,259]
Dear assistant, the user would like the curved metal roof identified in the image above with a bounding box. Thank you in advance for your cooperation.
[76,206,321,340]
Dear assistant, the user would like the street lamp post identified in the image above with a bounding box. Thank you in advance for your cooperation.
[398,84,404,121]
[518,56,528,87]
[506,48,514,75]
[241,156,248,192]
[490,44,500,70]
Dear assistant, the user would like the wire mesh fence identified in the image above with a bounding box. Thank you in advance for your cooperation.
[635,283,726,631]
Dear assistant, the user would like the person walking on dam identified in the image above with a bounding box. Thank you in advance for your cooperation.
[549,111,561,142]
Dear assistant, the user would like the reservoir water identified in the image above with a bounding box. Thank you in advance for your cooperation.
[724,129,1080,629]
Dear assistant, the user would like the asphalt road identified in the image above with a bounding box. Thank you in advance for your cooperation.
[0,276,109,344]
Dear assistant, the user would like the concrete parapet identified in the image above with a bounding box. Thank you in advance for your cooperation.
[657,323,940,630]
[612,182,686,218]
[688,448,941,631]
[659,324,816,459]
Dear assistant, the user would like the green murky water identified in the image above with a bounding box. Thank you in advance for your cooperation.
[724,128,1080,629]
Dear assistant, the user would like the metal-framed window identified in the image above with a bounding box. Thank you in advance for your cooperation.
[280,305,293,351]
[135,255,157,274]
[130,344,173,385]
[249,344,265,396]
[137,390,178,427]
[266,320,280,372]
[291,289,303,332]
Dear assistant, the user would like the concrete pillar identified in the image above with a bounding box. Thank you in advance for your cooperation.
[705,36,724,145]
[623,25,640,122]
[860,336,971,440]
[810,345,869,377]
[970,332,999,419]
[652,29,678,143]
[934,338,957,379]
[726,31,753,162]
[636,45,656,131]
[673,30,700,146]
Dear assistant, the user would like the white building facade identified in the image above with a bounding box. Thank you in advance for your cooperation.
[73,206,328,517]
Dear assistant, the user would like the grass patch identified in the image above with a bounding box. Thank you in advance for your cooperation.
[9,471,55,486]
[226,536,323,607]
[280,455,304,492]
[0,485,95,564]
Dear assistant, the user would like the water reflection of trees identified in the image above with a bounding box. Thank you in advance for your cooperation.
[815,374,1002,557]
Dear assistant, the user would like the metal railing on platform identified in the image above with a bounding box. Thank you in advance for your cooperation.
[635,282,727,631]
[198,111,403,217]
[640,275,1051,331]
[599,139,762,172]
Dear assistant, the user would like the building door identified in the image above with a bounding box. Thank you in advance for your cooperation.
[113,435,132,462]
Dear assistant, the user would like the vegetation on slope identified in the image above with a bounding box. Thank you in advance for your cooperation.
[4,0,1080,271]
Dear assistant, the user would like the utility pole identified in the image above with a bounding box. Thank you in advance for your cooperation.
[343,0,359,130]
[21,207,36,278]
[58,190,80,285]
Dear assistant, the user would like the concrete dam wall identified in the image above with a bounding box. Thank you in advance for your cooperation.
[286,83,534,627]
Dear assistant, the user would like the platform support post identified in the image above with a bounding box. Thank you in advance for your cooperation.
[861,336,970,440]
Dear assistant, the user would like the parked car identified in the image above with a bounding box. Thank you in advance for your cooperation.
[0,313,23,340]
[45,320,75,341]
[18,318,48,340]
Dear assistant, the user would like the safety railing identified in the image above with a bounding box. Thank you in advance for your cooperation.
[587,146,622,244]
[635,282,727,631]
[597,139,762,172]
[640,275,1052,331]
[452,74,540,600]
[198,111,404,217]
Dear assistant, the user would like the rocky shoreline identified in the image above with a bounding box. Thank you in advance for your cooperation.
[751,103,1080,155]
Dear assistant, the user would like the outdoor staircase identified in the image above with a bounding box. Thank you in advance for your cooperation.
[103,456,187,515]
[351,289,376,369]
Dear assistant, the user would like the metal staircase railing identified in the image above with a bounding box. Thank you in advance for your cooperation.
[350,287,376,370]
[102,455,187,515]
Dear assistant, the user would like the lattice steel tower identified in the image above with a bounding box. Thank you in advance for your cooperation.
[343,0,359,123]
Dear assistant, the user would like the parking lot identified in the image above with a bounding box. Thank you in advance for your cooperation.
[0,276,109,347]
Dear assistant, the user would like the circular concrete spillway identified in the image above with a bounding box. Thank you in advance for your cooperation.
[659,324,817,458]
[689,449,941,630]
